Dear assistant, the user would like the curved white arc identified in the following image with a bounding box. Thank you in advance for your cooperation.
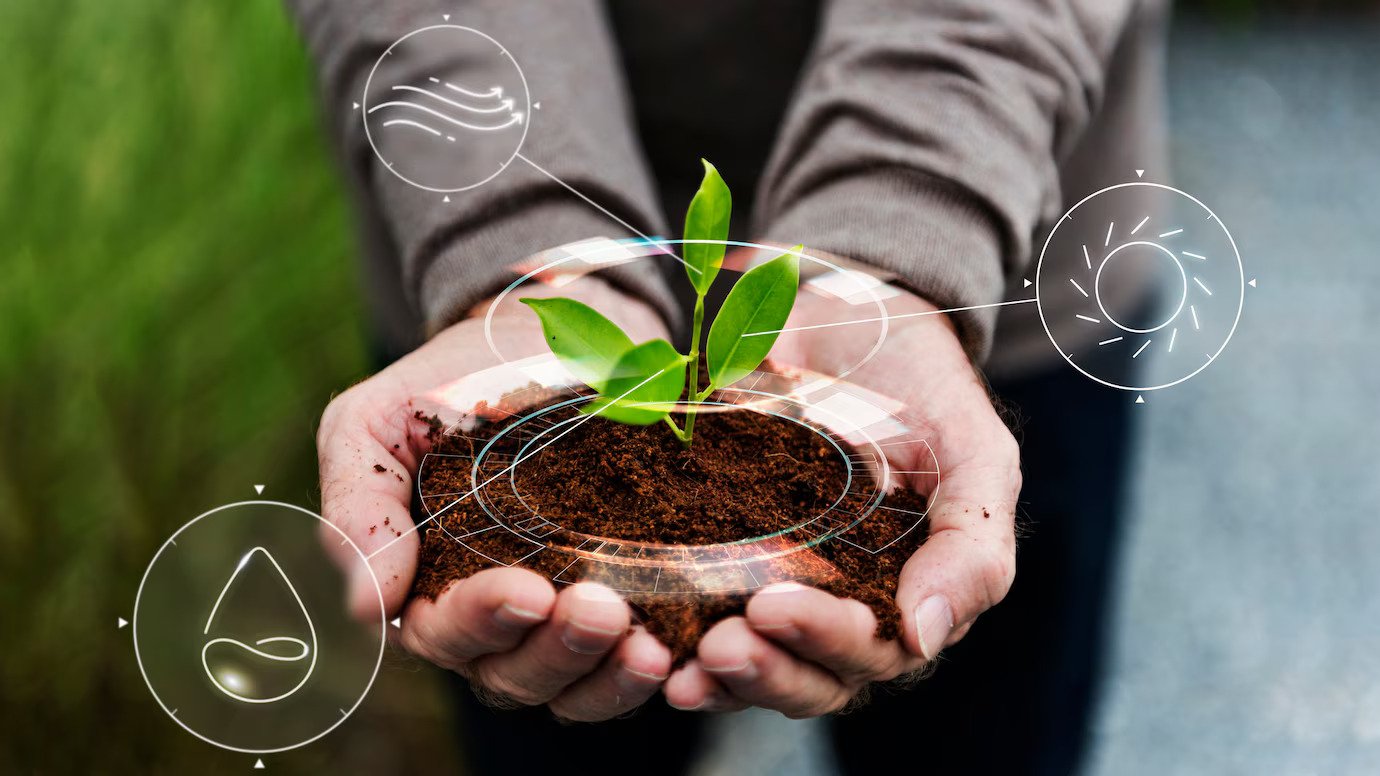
[367,100,520,131]
[391,84,512,114]
[381,119,441,136]
[1093,240,1187,334]
[201,547,318,704]
[201,636,312,663]
[442,80,502,100]
[482,239,890,384]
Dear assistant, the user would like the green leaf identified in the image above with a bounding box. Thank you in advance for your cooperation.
[682,159,732,295]
[706,246,801,389]
[520,297,635,390]
[583,339,688,425]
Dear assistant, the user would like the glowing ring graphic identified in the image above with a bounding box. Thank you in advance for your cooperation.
[1035,181,1245,392]
[132,500,386,755]
[417,375,940,596]
[361,25,531,193]
[482,239,893,385]
[1094,240,1187,334]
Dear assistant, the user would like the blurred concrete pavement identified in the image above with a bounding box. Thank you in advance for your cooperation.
[1085,15,1380,776]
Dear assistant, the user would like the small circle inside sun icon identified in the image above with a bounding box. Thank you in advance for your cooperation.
[1035,181,1244,392]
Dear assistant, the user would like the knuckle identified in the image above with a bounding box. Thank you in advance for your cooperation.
[400,626,446,669]
[473,664,547,707]
[318,390,359,442]
[975,543,1017,606]
[992,427,1020,466]
[782,693,845,720]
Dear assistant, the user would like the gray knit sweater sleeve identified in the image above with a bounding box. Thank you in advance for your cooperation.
[285,0,672,333]
[755,0,1138,361]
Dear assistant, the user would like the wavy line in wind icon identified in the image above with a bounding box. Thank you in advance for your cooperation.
[361,24,532,194]
[370,77,524,142]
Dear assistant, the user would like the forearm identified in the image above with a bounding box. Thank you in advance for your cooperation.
[754,0,1143,361]
[285,0,674,334]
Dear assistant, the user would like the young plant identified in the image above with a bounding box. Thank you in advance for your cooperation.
[521,160,800,447]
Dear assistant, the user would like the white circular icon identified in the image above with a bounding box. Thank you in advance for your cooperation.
[133,501,385,754]
[362,24,531,193]
[1035,181,1245,392]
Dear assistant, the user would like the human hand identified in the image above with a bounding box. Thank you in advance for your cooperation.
[664,281,1020,716]
[316,275,675,721]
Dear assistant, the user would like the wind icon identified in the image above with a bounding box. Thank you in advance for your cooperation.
[200,547,317,704]
[369,76,524,144]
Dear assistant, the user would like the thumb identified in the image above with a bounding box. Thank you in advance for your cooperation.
[895,456,1020,661]
[317,389,424,620]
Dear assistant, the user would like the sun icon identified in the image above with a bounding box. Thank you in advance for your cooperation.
[1036,180,1245,393]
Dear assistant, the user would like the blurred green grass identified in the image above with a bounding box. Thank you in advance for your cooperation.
[0,0,456,771]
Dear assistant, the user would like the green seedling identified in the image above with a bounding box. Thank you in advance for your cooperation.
[521,160,800,447]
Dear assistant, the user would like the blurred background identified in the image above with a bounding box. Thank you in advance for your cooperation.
[2,0,1376,773]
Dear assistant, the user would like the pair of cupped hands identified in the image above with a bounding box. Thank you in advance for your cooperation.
[317,267,1019,722]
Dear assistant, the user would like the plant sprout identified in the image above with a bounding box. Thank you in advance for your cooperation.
[521,160,800,447]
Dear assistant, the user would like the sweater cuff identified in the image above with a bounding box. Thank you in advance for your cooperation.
[418,203,680,335]
[760,170,1007,363]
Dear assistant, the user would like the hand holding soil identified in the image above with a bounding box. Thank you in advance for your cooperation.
[315,275,678,722]
[316,155,1019,721]
[660,282,1021,716]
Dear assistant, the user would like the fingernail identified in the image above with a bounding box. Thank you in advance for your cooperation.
[915,595,954,661]
[493,602,545,629]
[613,666,667,694]
[752,621,802,641]
[563,584,625,654]
[667,697,705,711]
[572,583,623,604]
[562,621,623,655]
[702,659,759,682]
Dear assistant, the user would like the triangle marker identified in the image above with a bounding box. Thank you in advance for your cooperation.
[1249,278,1257,287]
[352,102,359,110]
[117,617,128,629]
[534,101,542,110]
[1022,278,1032,288]
[253,484,265,495]
[1134,395,1145,404]
[254,759,266,770]
[442,13,450,21]
[443,195,451,203]
[1135,169,1145,178]
[391,617,402,629]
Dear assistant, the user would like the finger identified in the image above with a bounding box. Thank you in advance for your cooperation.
[317,385,431,620]
[398,567,555,670]
[547,626,672,722]
[746,584,915,683]
[698,617,853,719]
[467,582,629,706]
[663,660,748,713]
[897,454,1020,660]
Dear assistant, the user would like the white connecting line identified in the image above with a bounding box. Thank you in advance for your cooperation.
[514,153,700,277]
[742,297,1038,337]
[364,367,672,561]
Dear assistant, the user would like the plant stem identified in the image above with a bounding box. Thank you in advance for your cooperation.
[662,415,690,442]
[681,294,707,447]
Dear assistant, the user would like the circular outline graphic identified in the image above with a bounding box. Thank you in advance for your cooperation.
[1094,240,1187,334]
[416,371,940,596]
[483,239,893,384]
[132,500,386,755]
[462,393,882,567]
[1035,181,1245,392]
[361,24,531,194]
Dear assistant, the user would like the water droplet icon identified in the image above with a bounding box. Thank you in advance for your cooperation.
[201,547,317,704]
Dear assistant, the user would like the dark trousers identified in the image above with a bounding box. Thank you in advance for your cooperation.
[449,358,1135,776]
